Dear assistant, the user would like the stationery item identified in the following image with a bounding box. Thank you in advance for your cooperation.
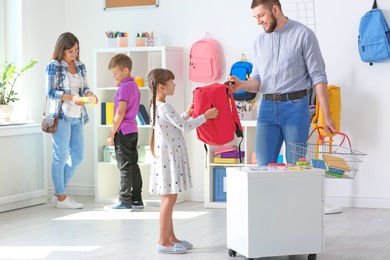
[138,104,150,124]
[135,76,144,87]
[214,145,238,155]
[101,102,114,125]
[79,96,97,105]
[322,154,351,171]
[311,159,326,169]
[136,113,144,125]
[136,37,146,47]
[106,31,128,47]
[220,150,245,159]
[117,37,128,47]
[108,38,117,48]
[268,163,287,167]
[213,157,238,164]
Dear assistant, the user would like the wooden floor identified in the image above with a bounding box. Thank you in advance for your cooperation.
[1,197,390,260]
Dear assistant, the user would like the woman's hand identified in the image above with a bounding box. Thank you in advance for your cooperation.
[85,91,99,104]
[72,95,84,106]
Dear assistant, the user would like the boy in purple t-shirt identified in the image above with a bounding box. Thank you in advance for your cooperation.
[104,53,143,211]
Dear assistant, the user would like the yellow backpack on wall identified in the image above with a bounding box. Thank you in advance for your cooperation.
[311,85,341,137]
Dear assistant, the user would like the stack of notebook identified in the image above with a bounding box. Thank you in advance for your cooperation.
[213,145,245,164]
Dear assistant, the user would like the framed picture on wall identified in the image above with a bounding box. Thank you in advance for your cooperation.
[105,0,159,9]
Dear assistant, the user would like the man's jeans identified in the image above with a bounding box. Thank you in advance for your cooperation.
[255,95,310,166]
[52,117,84,195]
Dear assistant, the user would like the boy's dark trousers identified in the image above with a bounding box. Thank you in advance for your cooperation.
[114,131,143,205]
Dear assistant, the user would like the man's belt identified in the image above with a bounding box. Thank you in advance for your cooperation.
[263,89,309,102]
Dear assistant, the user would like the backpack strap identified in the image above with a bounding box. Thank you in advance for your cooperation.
[235,123,244,163]
[204,143,208,169]
[372,0,377,9]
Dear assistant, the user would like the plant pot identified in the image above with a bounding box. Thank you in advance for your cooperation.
[0,105,14,122]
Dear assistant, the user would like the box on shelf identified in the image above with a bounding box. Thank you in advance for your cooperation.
[213,167,226,202]
[138,145,153,163]
[103,146,116,163]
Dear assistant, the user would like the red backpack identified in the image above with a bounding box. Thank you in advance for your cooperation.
[192,83,243,146]
[189,36,222,83]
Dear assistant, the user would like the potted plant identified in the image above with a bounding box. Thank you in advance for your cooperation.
[0,60,38,121]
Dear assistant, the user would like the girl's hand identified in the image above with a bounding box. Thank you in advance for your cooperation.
[186,103,194,116]
[204,107,218,119]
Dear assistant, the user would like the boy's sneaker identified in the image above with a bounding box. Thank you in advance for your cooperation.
[103,202,132,212]
[132,200,144,209]
[57,197,83,209]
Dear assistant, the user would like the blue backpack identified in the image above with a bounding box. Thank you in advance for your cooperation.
[230,54,257,101]
[358,0,390,65]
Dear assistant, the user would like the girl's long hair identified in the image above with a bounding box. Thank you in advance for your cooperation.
[148,68,175,157]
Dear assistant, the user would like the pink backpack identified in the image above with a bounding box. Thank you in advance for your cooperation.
[192,83,243,146]
[189,35,222,83]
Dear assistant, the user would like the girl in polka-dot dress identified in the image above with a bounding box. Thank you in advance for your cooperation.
[148,68,218,254]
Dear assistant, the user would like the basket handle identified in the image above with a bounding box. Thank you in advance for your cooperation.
[308,126,352,148]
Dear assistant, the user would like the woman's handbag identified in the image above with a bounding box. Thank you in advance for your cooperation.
[41,97,62,134]
[41,116,59,133]
[41,64,64,134]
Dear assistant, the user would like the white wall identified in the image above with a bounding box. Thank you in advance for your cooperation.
[18,0,390,208]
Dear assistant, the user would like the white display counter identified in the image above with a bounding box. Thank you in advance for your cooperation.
[226,167,325,260]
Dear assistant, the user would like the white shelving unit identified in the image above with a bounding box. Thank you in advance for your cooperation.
[204,120,257,208]
[93,46,184,204]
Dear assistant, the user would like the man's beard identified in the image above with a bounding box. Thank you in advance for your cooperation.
[264,13,277,33]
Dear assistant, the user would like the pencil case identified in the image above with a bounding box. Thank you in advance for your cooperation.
[220,151,245,158]
[79,96,97,106]
[214,145,238,155]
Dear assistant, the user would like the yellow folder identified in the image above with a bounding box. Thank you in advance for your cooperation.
[105,102,114,125]
[213,157,238,164]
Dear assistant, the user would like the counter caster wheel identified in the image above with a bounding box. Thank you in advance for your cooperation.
[308,254,317,260]
[228,249,236,257]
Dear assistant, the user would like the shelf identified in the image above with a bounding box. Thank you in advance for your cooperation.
[93,46,184,204]
[204,121,258,208]
[209,163,244,167]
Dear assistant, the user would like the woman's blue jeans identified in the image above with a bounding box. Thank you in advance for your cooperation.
[255,95,310,166]
[51,117,84,195]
